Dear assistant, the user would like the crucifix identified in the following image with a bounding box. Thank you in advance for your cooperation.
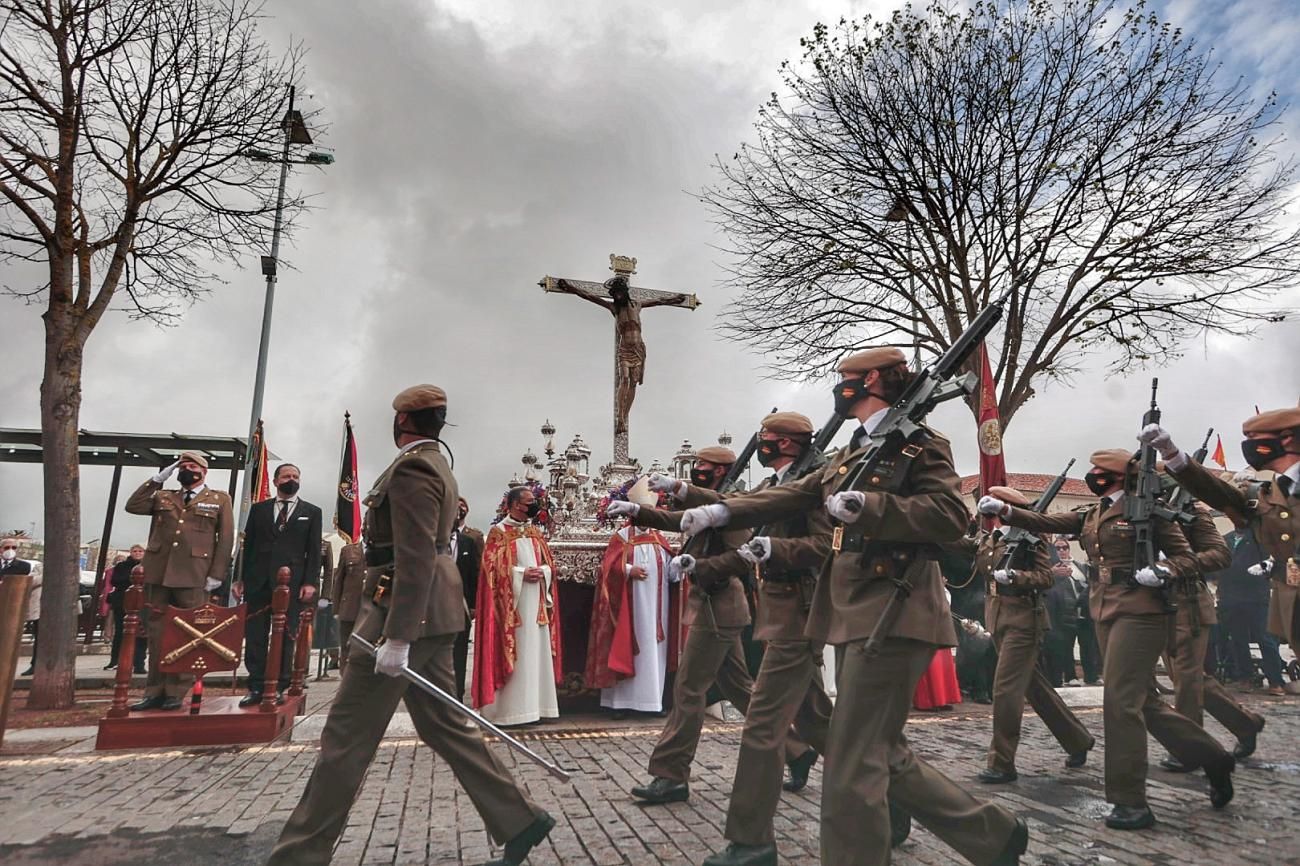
[539,254,699,465]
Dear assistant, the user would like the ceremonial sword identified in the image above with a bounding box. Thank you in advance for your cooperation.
[349,634,573,781]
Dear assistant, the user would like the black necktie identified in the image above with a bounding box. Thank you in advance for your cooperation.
[1100,497,1113,511]
[276,502,290,531]
[768,473,780,487]
[850,428,868,452]
[183,490,194,506]
[1279,476,1294,498]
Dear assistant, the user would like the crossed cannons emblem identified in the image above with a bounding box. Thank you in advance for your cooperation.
[159,602,246,674]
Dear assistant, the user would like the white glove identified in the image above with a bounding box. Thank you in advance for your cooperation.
[977,495,1009,517]
[1247,557,1274,577]
[204,577,222,592]
[375,639,410,677]
[738,537,772,565]
[1233,468,1257,484]
[606,500,640,519]
[825,491,866,522]
[670,554,696,581]
[1135,566,1169,587]
[665,558,686,584]
[992,568,1013,585]
[1137,423,1180,460]
[679,503,730,537]
[153,460,181,484]
[648,473,684,497]
[317,598,330,610]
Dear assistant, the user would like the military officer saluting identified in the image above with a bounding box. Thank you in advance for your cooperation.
[124,450,234,711]
[980,448,1236,830]
[679,348,1027,866]
[950,485,1094,785]
[269,386,554,866]
[1141,407,1300,694]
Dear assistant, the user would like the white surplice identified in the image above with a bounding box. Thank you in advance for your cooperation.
[482,518,559,726]
[601,527,671,712]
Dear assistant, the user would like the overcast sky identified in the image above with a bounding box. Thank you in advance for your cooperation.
[2,0,1299,547]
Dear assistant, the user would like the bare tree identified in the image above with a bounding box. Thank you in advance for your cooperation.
[703,0,1298,425]
[0,0,302,708]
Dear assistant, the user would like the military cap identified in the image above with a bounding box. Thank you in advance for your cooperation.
[178,450,209,469]
[987,485,1031,507]
[836,347,908,376]
[1089,448,1134,474]
[761,411,815,436]
[1242,406,1300,434]
[695,445,737,465]
[392,384,448,412]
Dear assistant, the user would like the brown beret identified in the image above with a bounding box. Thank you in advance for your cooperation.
[178,450,209,469]
[987,485,1031,507]
[1242,407,1300,434]
[695,445,737,465]
[837,347,908,376]
[393,384,448,412]
[1089,448,1135,474]
[761,411,814,436]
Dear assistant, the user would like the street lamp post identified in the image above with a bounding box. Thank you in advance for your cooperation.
[234,85,335,568]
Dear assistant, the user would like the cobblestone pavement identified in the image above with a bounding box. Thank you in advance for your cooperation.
[0,689,1297,866]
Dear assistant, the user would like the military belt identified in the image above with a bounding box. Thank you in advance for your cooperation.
[365,544,394,567]
[990,583,1038,598]
[1091,565,1133,585]
[760,567,812,585]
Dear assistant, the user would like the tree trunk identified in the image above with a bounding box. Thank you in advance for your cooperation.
[29,290,85,710]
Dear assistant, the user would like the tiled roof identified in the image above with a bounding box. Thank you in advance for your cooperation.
[959,473,1092,497]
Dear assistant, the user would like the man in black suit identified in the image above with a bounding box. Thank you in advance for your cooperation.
[233,464,322,705]
[450,497,482,701]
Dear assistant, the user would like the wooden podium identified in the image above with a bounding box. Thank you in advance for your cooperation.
[96,566,314,750]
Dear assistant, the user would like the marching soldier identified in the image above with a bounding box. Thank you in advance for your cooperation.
[1158,495,1266,769]
[330,539,365,671]
[680,348,1027,866]
[950,485,1094,784]
[609,445,815,806]
[980,449,1236,830]
[269,386,553,866]
[1141,408,1300,694]
[124,451,234,711]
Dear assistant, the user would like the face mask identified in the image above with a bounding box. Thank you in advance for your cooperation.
[1085,472,1118,496]
[277,480,300,497]
[832,377,872,415]
[525,500,542,519]
[1,550,15,562]
[1241,437,1286,470]
[756,441,782,467]
[690,468,715,487]
[177,469,201,487]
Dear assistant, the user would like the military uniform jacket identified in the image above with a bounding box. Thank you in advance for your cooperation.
[125,481,234,588]
[1174,505,1229,626]
[355,442,465,643]
[1171,459,1300,639]
[950,531,1053,636]
[721,431,968,647]
[331,542,366,622]
[1002,500,1197,624]
[689,465,832,642]
[633,483,752,629]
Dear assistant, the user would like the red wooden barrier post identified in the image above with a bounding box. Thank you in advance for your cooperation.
[107,566,145,718]
[260,567,290,713]
[288,605,314,697]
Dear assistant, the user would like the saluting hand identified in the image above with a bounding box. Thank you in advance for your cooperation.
[1137,424,1180,460]
[153,460,181,484]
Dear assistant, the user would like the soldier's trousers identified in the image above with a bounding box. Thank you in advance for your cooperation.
[988,624,1093,773]
[647,625,809,783]
[268,634,540,865]
[142,584,205,699]
[336,619,354,672]
[824,638,1017,866]
[1097,614,1230,808]
[724,639,833,845]
[1161,605,1263,739]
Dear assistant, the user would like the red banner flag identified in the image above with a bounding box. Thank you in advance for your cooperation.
[251,420,272,503]
[335,412,362,543]
[1211,434,1227,469]
[976,343,1007,528]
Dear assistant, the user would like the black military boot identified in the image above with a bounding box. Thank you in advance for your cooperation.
[1065,737,1095,768]
[701,842,777,866]
[782,748,818,792]
[977,767,1018,784]
[991,817,1028,865]
[128,695,165,712]
[630,776,689,804]
[1205,755,1235,809]
[889,801,912,848]
[1104,805,1155,830]
[1233,717,1263,759]
[478,811,556,866]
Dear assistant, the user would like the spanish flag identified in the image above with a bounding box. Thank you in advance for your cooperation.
[1211,434,1227,469]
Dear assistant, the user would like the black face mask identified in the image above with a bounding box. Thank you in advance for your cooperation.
[525,500,541,519]
[756,441,782,468]
[277,480,300,497]
[1085,471,1119,496]
[832,377,872,416]
[177,469,202,487]
[690,468,716,488]
[1242,437,1287,470]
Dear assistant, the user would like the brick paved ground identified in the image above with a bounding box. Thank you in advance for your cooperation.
[1,686,1297,865]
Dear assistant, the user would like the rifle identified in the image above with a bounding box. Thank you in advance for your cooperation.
[1164,428,1213,524]
[1124,379,1177,611]
[996,458,1075,573]
[828,287,1015,656]
[680,407,776,559]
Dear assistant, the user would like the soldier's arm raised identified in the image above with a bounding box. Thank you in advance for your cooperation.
[1168,458,1250,524]
[718,472,824,530]
[384,459,442,642]
[632,506,686,533]
[124,479,161,515]
[1001,505,1085,536]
